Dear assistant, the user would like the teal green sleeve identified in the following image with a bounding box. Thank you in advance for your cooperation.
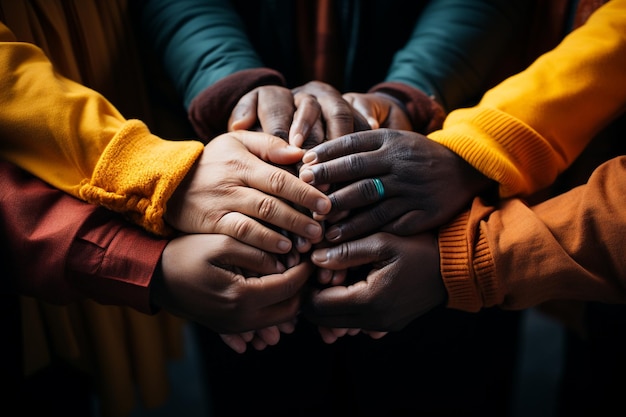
[138,0,263,109]
[386,0,531,111]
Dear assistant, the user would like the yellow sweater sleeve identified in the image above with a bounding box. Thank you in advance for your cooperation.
[428,0,626,197]
[0,23,204,235]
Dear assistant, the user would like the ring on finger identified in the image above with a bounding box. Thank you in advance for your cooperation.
[372,177,385,200]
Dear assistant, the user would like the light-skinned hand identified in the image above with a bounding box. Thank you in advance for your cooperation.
[165,130,331,254]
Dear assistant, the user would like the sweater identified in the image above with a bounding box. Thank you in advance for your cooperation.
[432,0,626,311]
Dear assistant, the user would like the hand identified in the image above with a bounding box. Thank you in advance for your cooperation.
[291,81,371,144]
[303,232,446,332]
[151,233,314,335]
[299,129,495,243]
[228,85,323,147]
[165,130,331,253]
[342,92,412,131]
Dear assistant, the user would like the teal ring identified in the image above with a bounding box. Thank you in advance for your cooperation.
[372,178,385,200]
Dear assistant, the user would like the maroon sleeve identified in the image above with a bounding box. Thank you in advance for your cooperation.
[368,81,446,134]
[0,161,167,314]
[187,68,286,141]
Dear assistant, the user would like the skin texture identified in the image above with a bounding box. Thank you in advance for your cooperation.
[299,129,495,243]
[228,81,371,148]
[152,233,314,354]
[304,232,446,332]
[165,130,331,254]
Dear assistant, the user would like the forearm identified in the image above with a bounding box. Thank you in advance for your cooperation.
[440,156,626,312]
[1,161,167,313]
[429,0,626,197]
[0,23,204,235]
[383,0,531,111]
[137,0,266,109]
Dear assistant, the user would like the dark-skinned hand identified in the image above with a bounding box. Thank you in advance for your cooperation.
[299,129,495,243]
[228,81,370,149]
[303,231,446,332]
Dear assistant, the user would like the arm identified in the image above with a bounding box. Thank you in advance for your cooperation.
[0,22,204,235]
[0,160,165,313]
[441,155,626,312]
[365,0,531,132]
[428,0,626,197]
[137,0,286,139]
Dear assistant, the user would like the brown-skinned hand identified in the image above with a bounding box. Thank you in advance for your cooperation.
[151,233,314,353]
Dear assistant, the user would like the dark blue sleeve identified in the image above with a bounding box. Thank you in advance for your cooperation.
[139,0,264,109]
[385,0,531,110]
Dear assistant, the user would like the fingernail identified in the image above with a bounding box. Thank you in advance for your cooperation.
[291,133,304,147]
[302,151,317,164]
[316,198,330,213]
[300,169,314,184]
[277,239,291,252]
[325,226,341,241]
[305,223,321,238]
[311,250,328,263]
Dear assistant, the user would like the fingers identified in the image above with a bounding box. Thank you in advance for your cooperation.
[299,131,387,186]
[229,90,261,132]
[243,261,313,309]
[220,333,252,354]
[290,91,323,148]
[343,92,382,130]
[229,86,295,141]
[255,87,295,140]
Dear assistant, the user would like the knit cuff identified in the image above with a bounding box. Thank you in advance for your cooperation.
[368,81,446,134]
[78,120,204,236]
[188,68,286,141]
[438,210,483,312]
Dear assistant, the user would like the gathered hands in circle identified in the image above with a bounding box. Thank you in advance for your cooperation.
[161,81,494,353]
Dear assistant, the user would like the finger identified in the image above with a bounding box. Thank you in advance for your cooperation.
[229,91,260,131]
[316,92,355,140]
[317,326,340,344]
[242,261,313,308]
[229,131,332,215]
[251,337,269,351]
[256,326,281,346]
[324,200,406,243]
[290,92,322,147]
[310,236,383,271]
[211,234,287,272]
[277,319,297,334]
[220,333,248,354]
[218,189,325,243]
[301,129,383,166]
[362,330,388,339]
[256,87,295,140]
[343,93,380,129]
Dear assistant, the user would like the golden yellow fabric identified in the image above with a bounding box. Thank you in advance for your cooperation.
[0,1,196,415]
[429,0,626,198]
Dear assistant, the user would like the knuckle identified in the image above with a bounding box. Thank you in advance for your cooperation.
[257,196,279,219]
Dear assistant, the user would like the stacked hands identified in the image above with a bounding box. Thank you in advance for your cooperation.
[153,81,494,353]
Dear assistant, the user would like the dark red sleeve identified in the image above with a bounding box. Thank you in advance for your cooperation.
[0,161,167,314]
[368,81,446,134]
